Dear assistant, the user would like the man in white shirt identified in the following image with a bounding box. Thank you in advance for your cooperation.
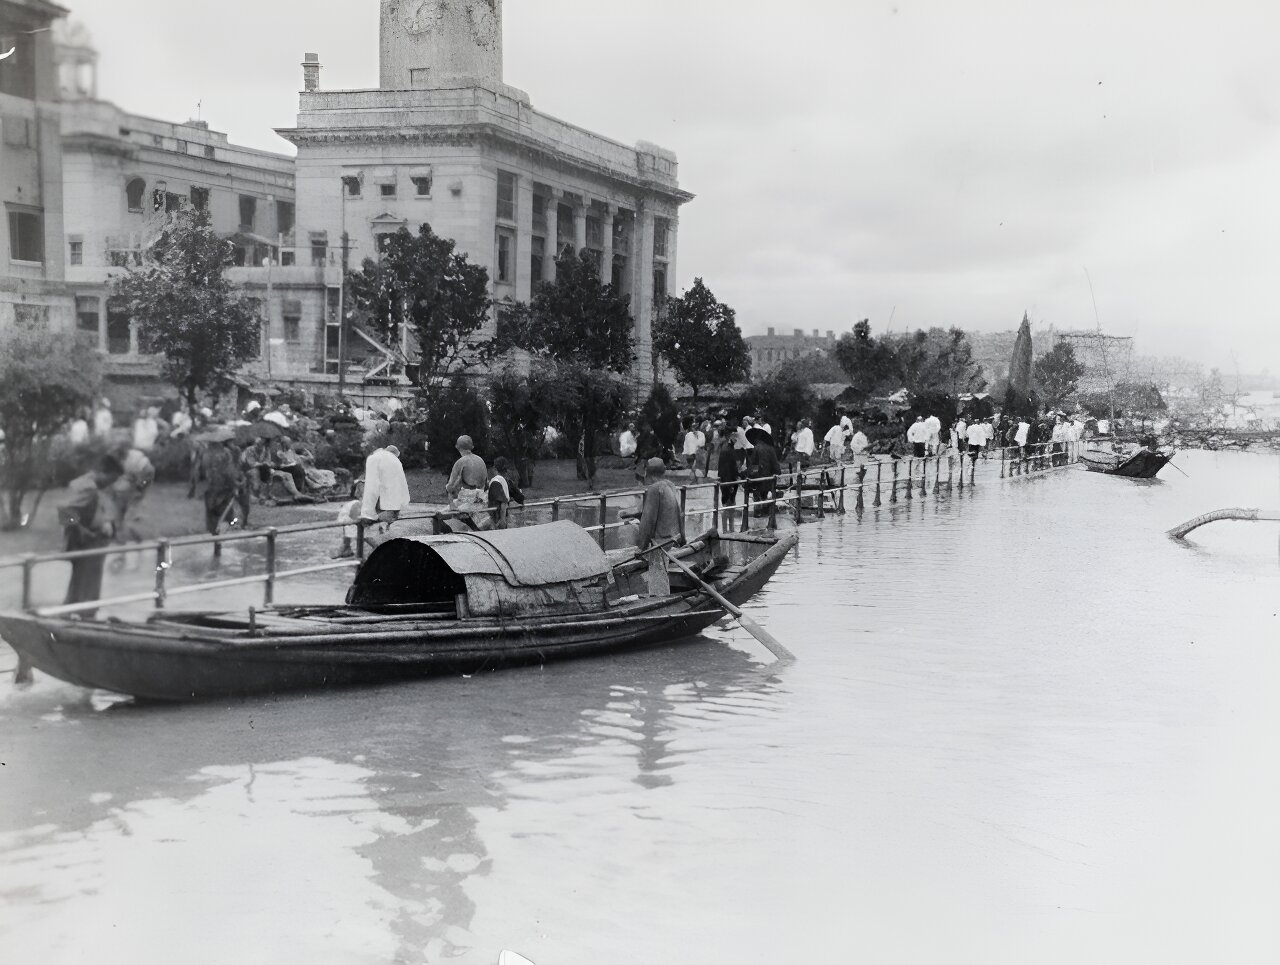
[965,419,986,463]
[682,422,702,480]
[793,419,815,468]
[619,423,637,459]
[952,417,967,454]
[360,445,411,540]
[823,423,847,465]
[924,414,942,455]
[906,416,930,458]
[849,425,869,468]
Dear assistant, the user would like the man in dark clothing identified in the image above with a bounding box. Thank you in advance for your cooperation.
[717,435,744,526]
[58,455,124,617]
[746,426,780,517]
[487,456,526,530]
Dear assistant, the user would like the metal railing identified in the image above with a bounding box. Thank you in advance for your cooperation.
[0,441,1080,619]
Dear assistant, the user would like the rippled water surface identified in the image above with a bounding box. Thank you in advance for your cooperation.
[2,451,1278,964]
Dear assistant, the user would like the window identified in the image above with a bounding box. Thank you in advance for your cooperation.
[376,233,395,256]
[239,195,257,231]
[532,192,548,233]
[496,229,513,284]
[280,249,296,267]
[66,237,83,266]
[496,171,516,222]
[176,139,189,154]
[326,286,340,323]
[8,209,44,263]
[653,267,667,306]
[611,254,627,291]
[204,145,216,160]
[76,296,99,334]
[585,217,603,249]
[343,175,362,198]
[13,304,48,327]
[126,178,147,213]
[310,232,329,267]
[151,134,163,147]
[379,182,396,199]
[412,175,432,197]
[2,115,32,147]
[283,299,303,343]
[276,200,295,236]
[653,217,670,258]
[530,235,544,283]
[190,186,210,213]
[106,298,131,354]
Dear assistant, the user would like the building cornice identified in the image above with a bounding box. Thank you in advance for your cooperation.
[276,122,694,205]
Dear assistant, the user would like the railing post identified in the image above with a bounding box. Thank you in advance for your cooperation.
[741,488,751,533]
[154,540,170,610]
[552,499,561,522]
[934,455,942,498]
[1000,444,1006,478]
[679,486,688,542]
[816,471,826,519]
[840,467,849,515]
[598,493,609,547]
[958,452,965,490]
[794,470,804,523]
[946,454,954,492]
[905,458,913,501]
[712,480,722,531]
[873,461,882,507]
[264,528,277,607]
[890,459,899,503]
[920,457,928,497]
[21,555,35,612]
[356,519,367,561]
[767,480,778,531]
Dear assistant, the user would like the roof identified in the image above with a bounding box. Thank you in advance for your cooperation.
[368,520,610,588]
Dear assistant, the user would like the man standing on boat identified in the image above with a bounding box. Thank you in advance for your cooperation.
[625,457,683,551]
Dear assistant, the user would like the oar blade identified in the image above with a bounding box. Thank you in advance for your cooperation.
[735,613,795,662]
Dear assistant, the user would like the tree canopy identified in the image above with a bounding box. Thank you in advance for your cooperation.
[835,320,984,398]
[346,224,493,411]
[1033,341,1086,408]
[487,363,575,487]
[653,278,751,402]
[112,209,260,409]
[0,325,101,529]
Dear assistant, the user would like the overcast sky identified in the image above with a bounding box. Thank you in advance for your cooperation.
[71,0,1280,376]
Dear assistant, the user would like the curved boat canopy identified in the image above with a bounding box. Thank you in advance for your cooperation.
[348,521,613,616]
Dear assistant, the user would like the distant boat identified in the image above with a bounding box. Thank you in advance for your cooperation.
[0,521,796,702]
[1081,438,1174,479]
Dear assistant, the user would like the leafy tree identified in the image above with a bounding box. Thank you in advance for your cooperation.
[1080,382,1167,425]
[112,209,260,411]
[653,278,751,403]
[773,353,849,386]
[834,320,898,396]
[496,250,635,486]
[735,368,818,445]
[891,327,984,396]
[0,326,102,529]
[487,364,574,487]
[347,224,493,413]
[421,376,490,471]
[640,383,682,457]
[1033,341,1086,408]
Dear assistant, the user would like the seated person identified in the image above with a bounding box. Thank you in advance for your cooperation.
[487,456,526,530]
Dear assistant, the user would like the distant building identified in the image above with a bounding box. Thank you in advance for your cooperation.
[747,327,838,376]
[276,0,694,388]
[1,0,73,332]
[54,22,317,397]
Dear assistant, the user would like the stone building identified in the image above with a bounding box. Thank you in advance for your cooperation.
[276,0,693,387]
[746,327,838,376]
[52,22,326,399]
[0,0,73,331]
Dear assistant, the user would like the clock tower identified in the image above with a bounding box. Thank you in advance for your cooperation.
[380,0,503,91]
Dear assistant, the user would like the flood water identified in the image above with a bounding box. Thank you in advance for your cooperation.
[1,450,1278,965]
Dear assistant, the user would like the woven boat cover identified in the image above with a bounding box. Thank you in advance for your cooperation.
[369,521,611,588]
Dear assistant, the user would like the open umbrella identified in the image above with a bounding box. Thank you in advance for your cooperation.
[234,420,282,444]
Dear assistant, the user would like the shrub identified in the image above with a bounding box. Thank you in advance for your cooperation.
[422,377,490,470]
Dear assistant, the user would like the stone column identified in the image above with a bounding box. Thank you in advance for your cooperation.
[602,206,615,285]
[515,174,534,301]
[544,193,559,283]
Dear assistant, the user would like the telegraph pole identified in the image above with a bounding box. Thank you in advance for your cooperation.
[337,229,349,400]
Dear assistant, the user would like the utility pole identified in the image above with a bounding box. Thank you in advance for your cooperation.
[337,229,349,400]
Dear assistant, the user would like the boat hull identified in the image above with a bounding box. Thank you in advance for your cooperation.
[0,533,797,701]
[1082,448,1173,479]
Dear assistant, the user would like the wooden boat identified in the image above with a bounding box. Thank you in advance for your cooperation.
[1081,439,1174,479]
[0,521,797,702]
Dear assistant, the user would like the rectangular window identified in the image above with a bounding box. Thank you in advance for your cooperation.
[239,195,256,231]
[276,200,295,236]
[496,229,513,284]
[76,296,99,334]
[190,186,210,213]
[412,175,432,197]
[343,176,362,198]
[69,239,84,266]
[13,304,48,327]
[280,249,296,267]
[106,298,131,354]
[204,145,216,159]
[532,192,548,233]
[379,182,396,199]
[282,299,303,343]
[176,139,189,154]
[311,232,329,267]
[653,267,667,307]
[585,217,603,249]
[326,286,340,323]
[496,171,516,222]
[2,115,32,147]
[653,217,670,258]
[530,235,544,284]
[7,209,44,263]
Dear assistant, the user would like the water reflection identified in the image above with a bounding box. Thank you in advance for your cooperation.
[0,641,779,964]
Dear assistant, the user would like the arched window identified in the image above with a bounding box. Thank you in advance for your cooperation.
[126,178,146,213]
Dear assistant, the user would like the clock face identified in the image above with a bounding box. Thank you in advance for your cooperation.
[467,1,497,47]
[400,0,443,36]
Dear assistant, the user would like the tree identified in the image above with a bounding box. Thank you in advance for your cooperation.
[889,327,984,396]
[735,367,818,445]
[640,383,682,457]
[112,209,260,411]
[346,224,493,413]
[653,278,751,403]
[1003,313,1039,419]
[496,250,635,486]
[1033,341,1085,408]
[0,326,101,529]
[421,376,490,470]
[487,364,574,487]
[834,320,898,396]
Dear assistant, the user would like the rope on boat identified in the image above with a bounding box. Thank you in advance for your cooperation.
[1167,508,1280,540]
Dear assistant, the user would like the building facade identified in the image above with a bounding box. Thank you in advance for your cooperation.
[747,327,839,376]
[276,0,693,387]
[0,0,73,331]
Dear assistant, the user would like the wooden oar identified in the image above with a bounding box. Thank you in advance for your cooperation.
[661,548,794,662]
